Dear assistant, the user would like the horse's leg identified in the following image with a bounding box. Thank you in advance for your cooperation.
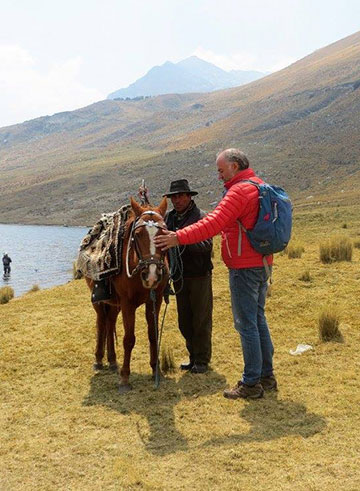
[106,305,120,371]
[145,295,161,377]
[93,303,108,370]
[119,302,136,393]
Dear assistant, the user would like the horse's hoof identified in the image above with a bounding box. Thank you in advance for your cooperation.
[118,383,132,394]
[109,363,118,372]
[93,363,104,371]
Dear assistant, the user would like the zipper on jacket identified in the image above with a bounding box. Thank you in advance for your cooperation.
[237,221,242,256]
[224,234,232,258]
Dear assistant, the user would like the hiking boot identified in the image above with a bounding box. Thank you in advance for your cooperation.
[260,375,278,391]
[180,361,194,371]
[190,364,208,374]
[223,381,264,400]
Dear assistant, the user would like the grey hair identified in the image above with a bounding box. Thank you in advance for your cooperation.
[220,148,250,170]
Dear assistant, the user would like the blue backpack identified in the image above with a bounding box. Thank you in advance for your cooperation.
[240,180,292,256]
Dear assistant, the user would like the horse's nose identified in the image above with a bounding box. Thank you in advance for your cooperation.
[141,264,159,289]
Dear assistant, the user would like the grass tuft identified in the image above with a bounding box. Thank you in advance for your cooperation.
[27,284,40,293]
[319,235,353,263]
[299,269,312,282]
[287,243,305,259]
[0,286,14,304]
[318,307,343,342]
[160,345,176,374]
[353,239,360,249]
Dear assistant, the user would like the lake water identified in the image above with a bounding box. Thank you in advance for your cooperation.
[0,223,88,296]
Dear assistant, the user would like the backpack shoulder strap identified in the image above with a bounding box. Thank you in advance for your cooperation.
[239,179,262,189]
[235,179,262,234]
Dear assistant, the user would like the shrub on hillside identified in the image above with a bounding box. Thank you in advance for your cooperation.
[287,243,305,259]
[318,307,343,342]
[319,235,353,263]
[0,286,14,304]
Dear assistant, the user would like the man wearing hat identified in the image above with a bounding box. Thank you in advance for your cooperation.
[163,179,213,374]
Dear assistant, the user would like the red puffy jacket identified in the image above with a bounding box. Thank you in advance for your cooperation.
[176,168,273,269]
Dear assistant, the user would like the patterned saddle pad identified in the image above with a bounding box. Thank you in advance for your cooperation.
[76,204,131,281]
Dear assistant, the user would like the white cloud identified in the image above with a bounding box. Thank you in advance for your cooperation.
[192,46,296,73]
[193,46,257,71]
[0,45,105,128]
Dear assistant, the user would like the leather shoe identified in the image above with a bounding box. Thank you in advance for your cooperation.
[180,361,194,371]
[190,364,208,374]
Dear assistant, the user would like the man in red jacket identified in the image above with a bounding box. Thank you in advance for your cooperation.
[154,148,277,399]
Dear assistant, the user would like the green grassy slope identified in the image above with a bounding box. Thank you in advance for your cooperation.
[1,32,360,224]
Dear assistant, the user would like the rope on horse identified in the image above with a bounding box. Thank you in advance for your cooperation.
[150,288,169,389]
[168,245,186,294]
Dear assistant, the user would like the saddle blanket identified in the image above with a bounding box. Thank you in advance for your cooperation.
[76,204,131,281]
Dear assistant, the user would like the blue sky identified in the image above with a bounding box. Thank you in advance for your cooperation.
[0,0,359,127]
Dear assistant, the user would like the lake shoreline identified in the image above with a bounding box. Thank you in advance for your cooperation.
[0,223,88,297]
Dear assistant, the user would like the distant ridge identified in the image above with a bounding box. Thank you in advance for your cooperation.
[107,56,265,99]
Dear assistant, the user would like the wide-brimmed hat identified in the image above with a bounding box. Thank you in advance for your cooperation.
[163,179,198,197]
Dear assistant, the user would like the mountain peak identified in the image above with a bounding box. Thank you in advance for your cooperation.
[107,56,265,99]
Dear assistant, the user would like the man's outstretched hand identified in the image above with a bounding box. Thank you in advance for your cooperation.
[154,230,179,251]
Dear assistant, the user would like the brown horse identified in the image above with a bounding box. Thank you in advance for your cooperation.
[85,197,169,393]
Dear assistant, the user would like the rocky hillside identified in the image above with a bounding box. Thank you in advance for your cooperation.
[1,31,360,225]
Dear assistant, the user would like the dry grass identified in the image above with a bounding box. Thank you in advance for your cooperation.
[160,345,176,374]
[0,285,14,304]
[1,202,360,490]
[319,235,353,263]
[318,307,343,343]
[299,269,312,282]
[287,243,305,259]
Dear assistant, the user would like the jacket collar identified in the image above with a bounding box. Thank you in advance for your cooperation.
[224,168,256,190]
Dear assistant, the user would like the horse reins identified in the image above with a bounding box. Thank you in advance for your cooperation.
[125,210,167,279]
[124,208,170,388]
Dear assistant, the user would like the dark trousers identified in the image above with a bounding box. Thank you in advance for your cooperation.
[175,275,213,365]
[3,266,10,275]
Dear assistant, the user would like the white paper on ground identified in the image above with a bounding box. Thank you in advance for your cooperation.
[289,344,313,355]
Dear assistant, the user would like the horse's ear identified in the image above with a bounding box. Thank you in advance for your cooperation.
[157,196,168,217]
[130,197,143,217]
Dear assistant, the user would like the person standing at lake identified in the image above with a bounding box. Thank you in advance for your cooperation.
[2,253,12,276]
[140,179,213,374]
[154,149,277,399]
[163,179,213,374]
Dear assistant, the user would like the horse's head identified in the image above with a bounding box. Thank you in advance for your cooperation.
[129,197,168,289]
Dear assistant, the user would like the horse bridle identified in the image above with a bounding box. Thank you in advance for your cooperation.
[126,210,168,279]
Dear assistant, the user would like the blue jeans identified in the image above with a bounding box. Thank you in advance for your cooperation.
[229,267,274,386]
